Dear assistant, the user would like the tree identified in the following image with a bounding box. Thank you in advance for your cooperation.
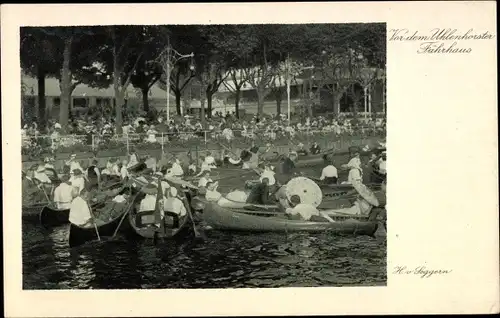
[99,26,144,134]
[20,28,61,130]
[223,69,247,119]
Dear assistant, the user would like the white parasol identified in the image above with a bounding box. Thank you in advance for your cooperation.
[352,181,379,207]
[285,177,323,207]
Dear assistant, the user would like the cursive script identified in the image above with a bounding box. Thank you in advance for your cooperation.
[393,265,452,278]
[388,28,495,54]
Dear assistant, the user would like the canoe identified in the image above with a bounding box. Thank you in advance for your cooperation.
[68,196,134,248]
[202,201,378,235]
[126,192,190,240]
[39,181,128,228]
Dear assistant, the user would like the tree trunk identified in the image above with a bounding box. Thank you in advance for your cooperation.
[114,85,124,135]
[175,90,182,115]
[36,66,46,130]
[141,86,150,113]
[200,95,206,128]
[334,93,342,115]
[275,90,282,115]
[256,88,265,116]
[234,88,241,119]
[59,36,73,133]
[206,90,213,118]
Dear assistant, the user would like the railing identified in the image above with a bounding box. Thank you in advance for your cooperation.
[21,126,386,161]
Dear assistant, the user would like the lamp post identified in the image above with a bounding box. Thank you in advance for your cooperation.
[160,36,195,123]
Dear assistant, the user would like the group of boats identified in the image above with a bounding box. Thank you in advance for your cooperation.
[22,145,387,249]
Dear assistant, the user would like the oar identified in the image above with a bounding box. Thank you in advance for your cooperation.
[111,184,136,238]
[87,200,101,241]
[182,195,205,240]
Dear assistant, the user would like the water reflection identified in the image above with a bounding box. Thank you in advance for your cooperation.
[23,220,386,289]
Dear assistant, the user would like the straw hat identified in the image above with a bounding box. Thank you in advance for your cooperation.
[141,183,158,195]
[54,123,62,129]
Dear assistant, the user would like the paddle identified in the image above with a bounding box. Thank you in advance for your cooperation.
[111,184,136,239]
[183,195,206,240]
[86,199,101,241]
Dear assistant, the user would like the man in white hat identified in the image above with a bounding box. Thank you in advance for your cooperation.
[163,187,186,217]
[139,183,161,213]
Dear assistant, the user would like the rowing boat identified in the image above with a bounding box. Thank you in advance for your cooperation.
[39,181,128,228]
[126,192,190,240]
[202,201,378,235]
[68,196,134,248]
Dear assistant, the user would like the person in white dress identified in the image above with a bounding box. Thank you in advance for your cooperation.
[284,195,320,221]
[260,166,276,186]
[69,188,93,227]
[139,183,160,213]
[341,154,363,185]
[66,154,84,180]
[120,160,129,180]
[53,175,74,210]
[70,169,86,194]
[205,182,222,202]
[171,158,184,177]
[127,151,139,168]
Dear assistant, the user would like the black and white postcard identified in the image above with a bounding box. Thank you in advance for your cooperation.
[2,2,498,316]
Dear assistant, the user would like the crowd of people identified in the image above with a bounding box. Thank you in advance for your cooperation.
[21,111,386,155]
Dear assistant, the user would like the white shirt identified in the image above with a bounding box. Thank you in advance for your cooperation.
[320,165,338,180]
[69,196,92,226]
[171,162,184,176]
[163,197,186,216]
[226,190,248,203]
[120,166,129,179]
[286,204,320,221]
[260,170,276,186]
[347,168,363,184]
[378,159,386,174]
[198,177,212,188]
[53,183,73,210]
[112,164,120,176]
[206,189,222,202]
[70,161,83,173]
[139,194,158,212]
[71,177,85,194]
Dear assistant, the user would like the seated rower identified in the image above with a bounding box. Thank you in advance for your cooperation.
[260,165,276,186]
[170,158,184,177]
[66,154,84,177]
[70,169,86,194]
[120,159,129,181]
[139,183,161,213]
[197,171,213,189]
[69,188,93,227]
[53,175,74,210]
[341,153,363,185]
[205,181,222,202]
[284,195,321,221]
[319,159,338,185]
[332,181,380,216]
[86,159,100,190]
[163,187,187,217]
[310,141,321,155]
[246,177,273,205]
[127,151,139,168]
[296,142,308,156]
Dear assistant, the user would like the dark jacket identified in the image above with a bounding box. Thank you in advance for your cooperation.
[246,183,272,205]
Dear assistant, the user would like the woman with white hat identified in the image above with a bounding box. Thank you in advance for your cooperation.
[331,181,380,216]
[341,153,363,185]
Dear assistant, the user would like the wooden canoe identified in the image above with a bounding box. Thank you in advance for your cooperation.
[126,192,190,240]
[202,201,378,235]
[68,196,134,248]
[39,181,128,228]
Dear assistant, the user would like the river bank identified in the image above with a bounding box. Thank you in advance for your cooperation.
[22,136,383,170]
